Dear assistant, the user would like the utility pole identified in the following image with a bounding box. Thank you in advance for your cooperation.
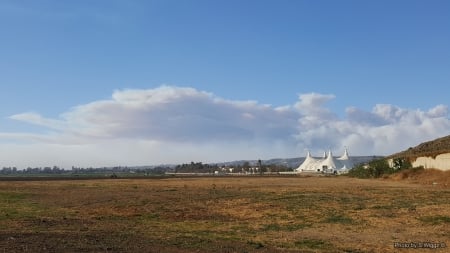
[258,159,262,175]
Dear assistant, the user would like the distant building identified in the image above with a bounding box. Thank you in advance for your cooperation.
[295,148,353,174]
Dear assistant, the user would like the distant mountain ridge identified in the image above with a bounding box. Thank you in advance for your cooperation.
[389,134,450,160]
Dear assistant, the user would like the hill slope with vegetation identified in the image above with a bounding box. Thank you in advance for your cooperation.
[348,134,450,186]
[388,134,450,161]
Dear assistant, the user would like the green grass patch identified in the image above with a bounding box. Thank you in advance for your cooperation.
[0,192,43,220]
[371,204,393,209]
[262,222,311,231]
[418,215,450,225]
[294,239,333,250]
[284,223,311,231]
[262,223,281,231]
[353,203,366,210]
[138,212,160,221]
[0,192,27,202]
[272,192,334,211]
[323,214,354,224]
[247,240,264,249]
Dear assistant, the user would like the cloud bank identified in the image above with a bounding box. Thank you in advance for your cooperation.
[2,86,450,168]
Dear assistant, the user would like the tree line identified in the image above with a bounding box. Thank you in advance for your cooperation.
[0,161,294,175]
[0,166,170,175]
[347,157,423,178]
[174,161,293,174]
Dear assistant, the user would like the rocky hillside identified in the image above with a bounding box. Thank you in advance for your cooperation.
[389,134,450,161]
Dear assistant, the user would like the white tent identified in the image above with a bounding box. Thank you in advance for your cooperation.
[296,151,321,172]
[295,148,354,174]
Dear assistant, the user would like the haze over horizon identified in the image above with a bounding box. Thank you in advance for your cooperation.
[1,0,449,168]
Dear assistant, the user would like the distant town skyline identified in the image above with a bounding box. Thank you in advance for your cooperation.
[1,0,449,168]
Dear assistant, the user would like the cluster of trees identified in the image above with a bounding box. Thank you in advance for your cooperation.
[175,162,219,173]
[0,166,170,175]
[72,166,137,174]
[1,166,65,174]
[234,161,292,173]
[347,157,420,178]
[262,164,293,173]
[1,161,294,176]
[174,161,293,174]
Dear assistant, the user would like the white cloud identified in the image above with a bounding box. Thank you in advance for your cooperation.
[50,86,299,142]
[2,86,450,168]
[9,112,66,130]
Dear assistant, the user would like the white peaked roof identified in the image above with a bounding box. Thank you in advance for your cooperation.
[295,148,354,173]
[296,151,320,171]
[337,148,353,170]
[338,148,349,160]
[321,150,337,169]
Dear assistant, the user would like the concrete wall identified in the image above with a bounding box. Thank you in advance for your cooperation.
[412,153,450,171]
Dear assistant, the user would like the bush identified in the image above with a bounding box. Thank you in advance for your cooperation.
[348,159,391,178]
[347,164,371,178]
[392,158,412,171]
[348,157,425,179]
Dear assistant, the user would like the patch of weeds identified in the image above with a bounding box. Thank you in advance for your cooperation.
[163,188,178,192]
[353,203,366,210]
[140,213,160,220]
[273,192,333,210]
[337,195,369,204]
[92,183,105,188]
[371,205,393,210]
[0,192,27,202]
[294,239,333,250]
[140,199,150,205]
[263,213,278,220]
[418,215,450,225]
[168,234,213,249]
[96,215,130,223]
[422,191,450,205]
[323,214,354,224]
[247,240,264,249]
[262,223,281,231]
[261,222,311,232]
[371,203,408,218]
[0,192,44,220]
[230,223,257,235]
[392,200,415,209]
[339,248,365,253]
[284,223,311,231]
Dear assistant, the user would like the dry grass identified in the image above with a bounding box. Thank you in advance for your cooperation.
[389,168,450,187]
[0,177,448,252]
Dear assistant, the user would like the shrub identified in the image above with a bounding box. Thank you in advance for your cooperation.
[348,158,391,178]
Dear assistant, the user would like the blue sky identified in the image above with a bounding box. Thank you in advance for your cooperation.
[0,0,449,168]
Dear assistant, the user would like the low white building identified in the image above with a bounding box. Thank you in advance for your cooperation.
[295,149,354,174]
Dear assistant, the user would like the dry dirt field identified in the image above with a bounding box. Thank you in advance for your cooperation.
[0,176,448,253]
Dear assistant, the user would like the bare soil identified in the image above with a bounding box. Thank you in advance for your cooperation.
[0,176,448,252]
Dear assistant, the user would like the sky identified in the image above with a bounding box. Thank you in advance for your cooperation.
[0,0,449,168]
